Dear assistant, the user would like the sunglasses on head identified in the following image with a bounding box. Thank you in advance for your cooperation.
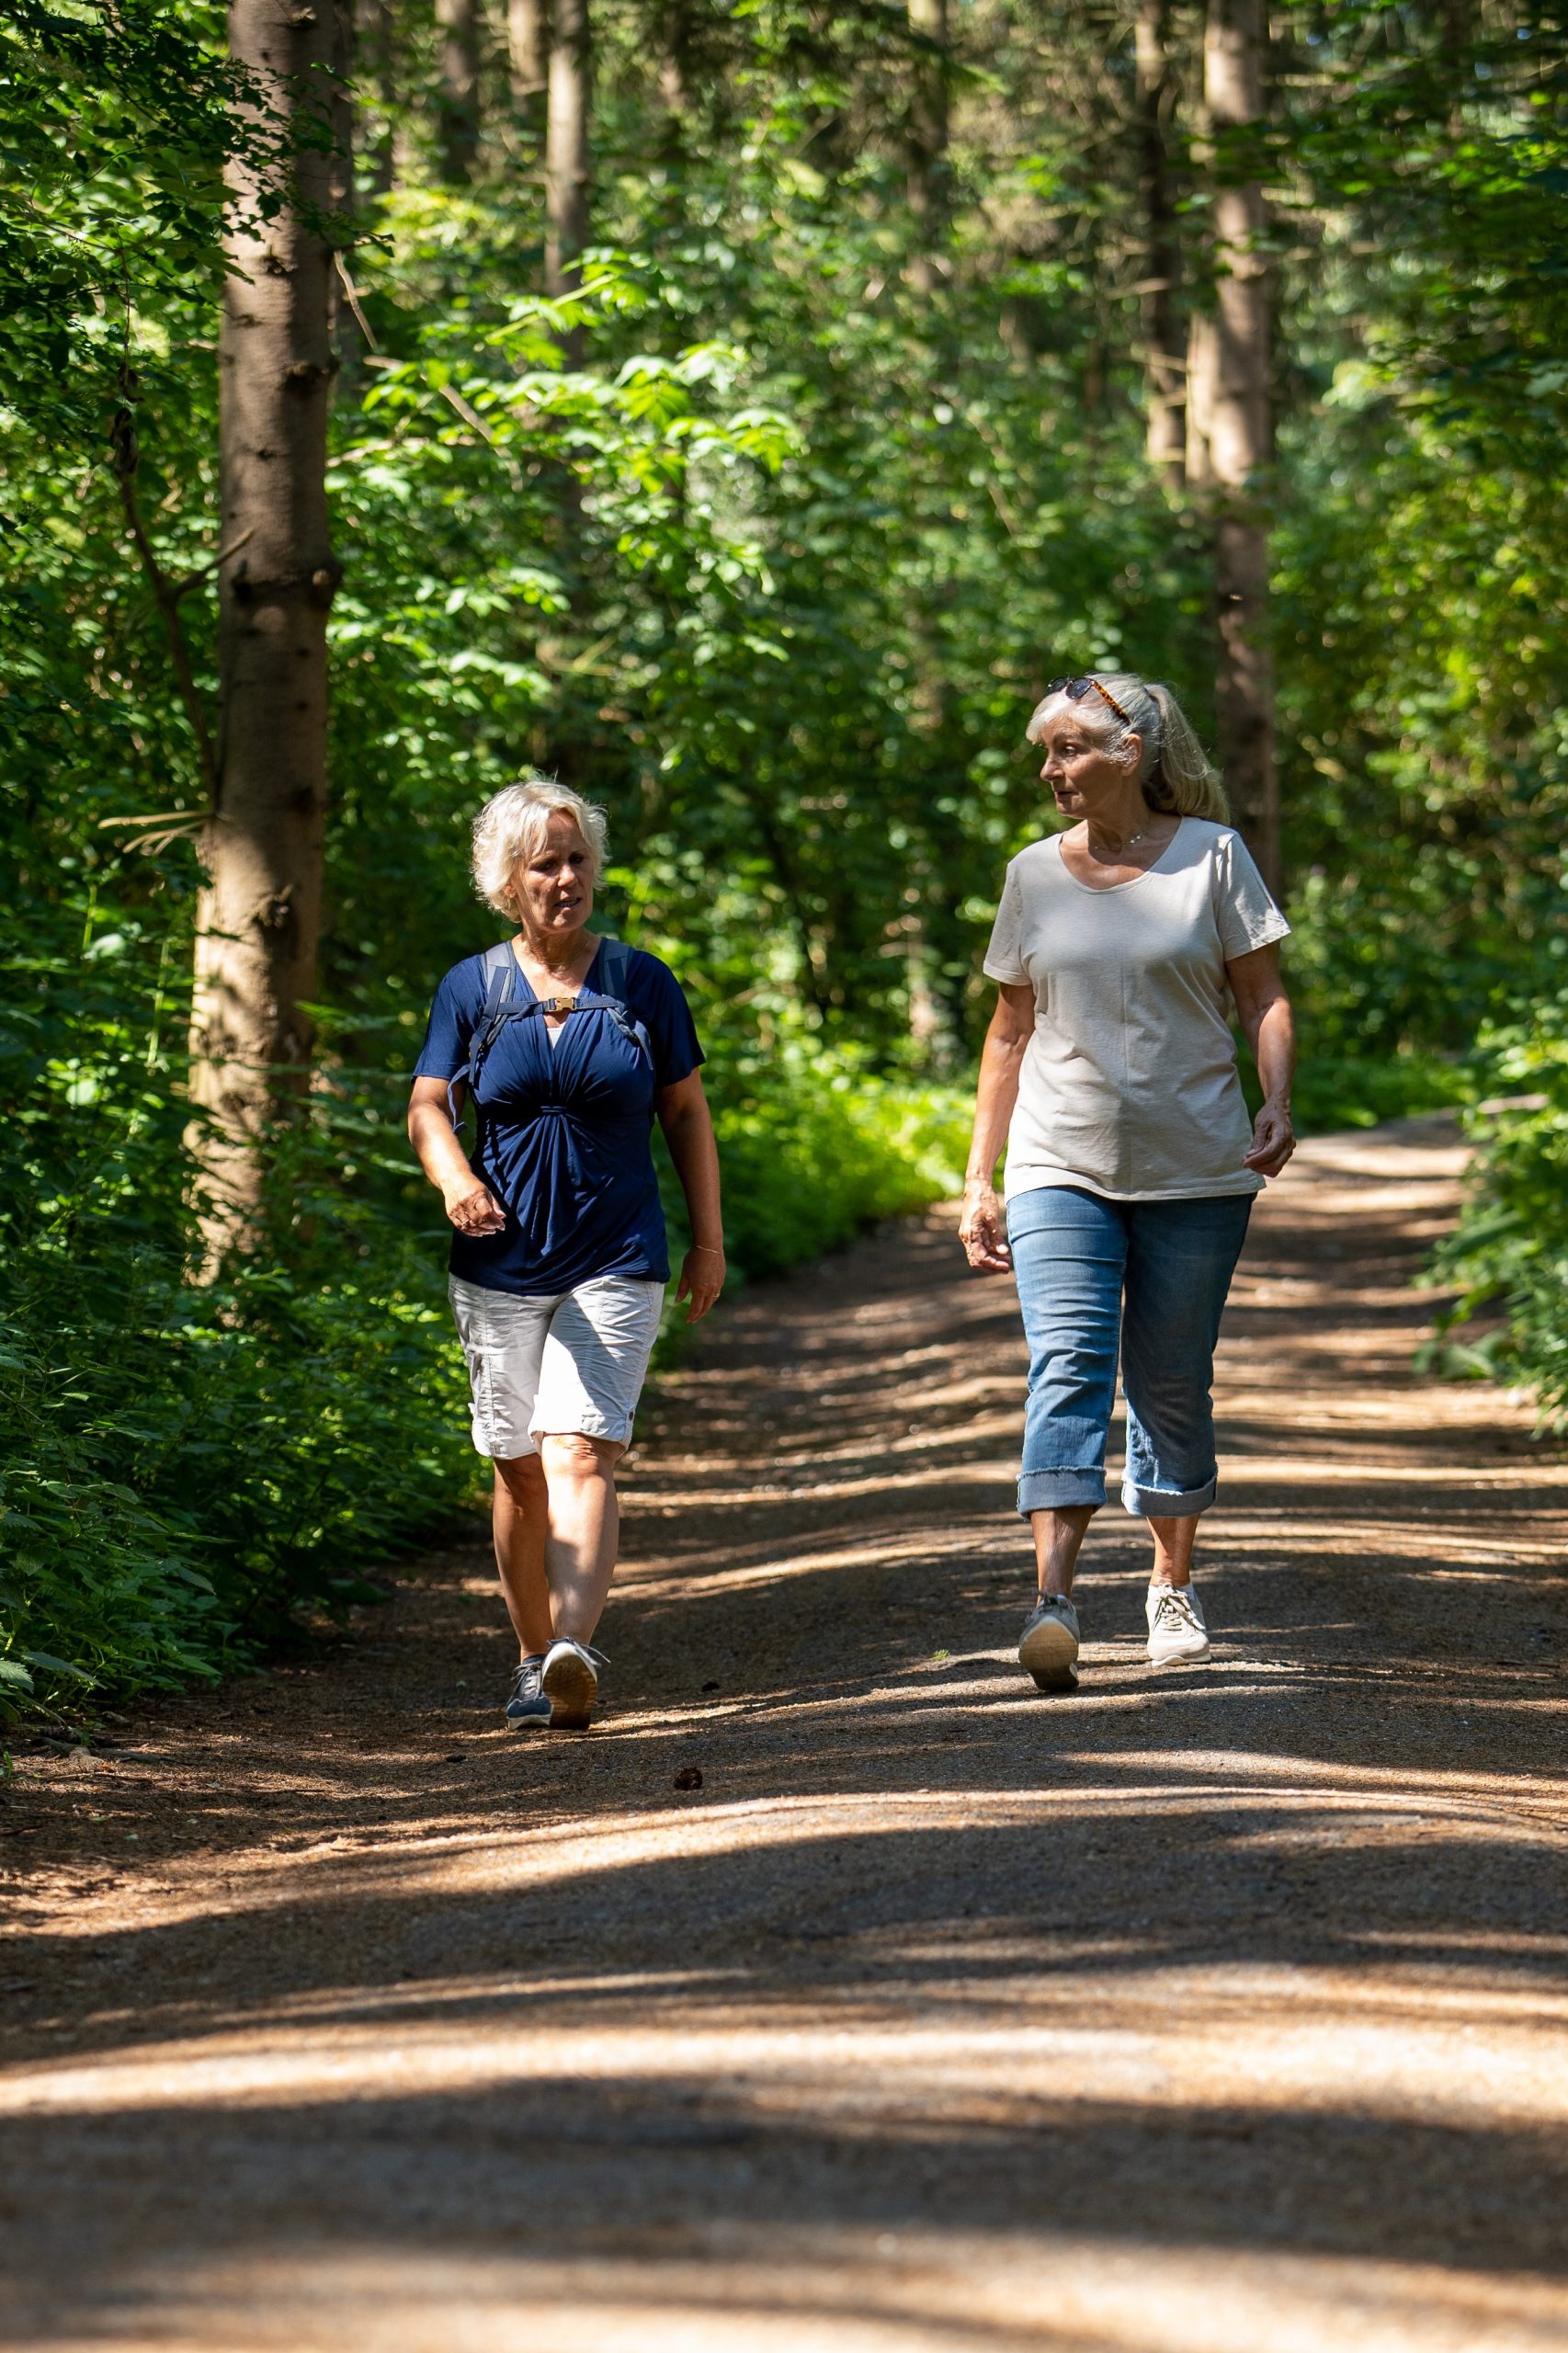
[1046,675,1133,725]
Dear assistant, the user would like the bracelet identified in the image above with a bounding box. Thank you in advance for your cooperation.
[689,1243,725,1256]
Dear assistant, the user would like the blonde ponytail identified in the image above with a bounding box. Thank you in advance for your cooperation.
[1027,672,1230,824]
[1142,682,1229,822]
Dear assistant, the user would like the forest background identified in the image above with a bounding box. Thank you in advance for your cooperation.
[2,0,1564,1728]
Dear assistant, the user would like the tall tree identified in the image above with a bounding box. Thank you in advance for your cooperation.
[906,0,949,297]
[1136,0,1185,481]
[436,0,482,181]
[1187,0,1277,889]
[903,0,960,1062]
[507,0,548,111]
[658,0,690,124]
[188,0,346,1246]
[546,0,590,306]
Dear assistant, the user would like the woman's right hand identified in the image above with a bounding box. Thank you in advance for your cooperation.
[960,1182,1012,1274]
[443,1177,506,1237]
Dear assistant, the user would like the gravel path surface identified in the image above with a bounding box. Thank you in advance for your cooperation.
[4,1115,1567,2352]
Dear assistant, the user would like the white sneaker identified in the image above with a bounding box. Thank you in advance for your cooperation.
[540,1637,607,1730]
[1145,1582,1210,1666]
[1018,1593,1081,1691]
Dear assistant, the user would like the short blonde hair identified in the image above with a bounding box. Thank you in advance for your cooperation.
[1026,673,1229,824]
[471,777,610,915]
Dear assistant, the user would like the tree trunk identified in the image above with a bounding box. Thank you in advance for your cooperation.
[542,0,590,721]
[360,0,396,194]
[1187,0,1278,892]
[546,0,590,308]
[508,0,547,105]
[657,0,690,149]
[436,0,481,182]
[903,0,960,1063]
[1137,0,1185,481]
[328,0,359,379]
[188,0,345,1253]
[906,0,948,296]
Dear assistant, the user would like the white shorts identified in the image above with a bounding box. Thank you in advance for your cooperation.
[448,1274,665,1460]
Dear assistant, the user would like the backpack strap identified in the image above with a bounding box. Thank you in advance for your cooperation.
[446,937,652,1129]
[482,938,518,1012]
[447,941,520,1127]
[591,935,634,1000]
[582,935,652,1060]
[508,935,651,1061]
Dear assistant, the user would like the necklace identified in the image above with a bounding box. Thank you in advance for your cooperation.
[1090,823,1153,860]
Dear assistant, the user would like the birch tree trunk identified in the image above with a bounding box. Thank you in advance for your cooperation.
[1137,0,1185,481]
[436,0,482,182]
[1187,0,1278,892]
[188,0,345,1252]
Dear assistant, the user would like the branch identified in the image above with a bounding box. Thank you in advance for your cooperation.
[171,527,256,603]
[111,426,220,809]
[435,379,499,444]
[334,250,379,350]
[96,811,207,858]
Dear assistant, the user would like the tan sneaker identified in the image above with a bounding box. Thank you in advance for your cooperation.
[1146,1582,1210,1666]
[1018,1594,1081,1691]
[540,1637,607,1730]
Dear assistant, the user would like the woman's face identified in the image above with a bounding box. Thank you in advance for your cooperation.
[1035,706,1143,824]
[510,811,595,937]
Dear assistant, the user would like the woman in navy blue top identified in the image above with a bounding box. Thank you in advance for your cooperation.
[408,779,725,1733]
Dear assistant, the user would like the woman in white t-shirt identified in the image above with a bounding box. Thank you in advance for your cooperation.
[960,672,1295,1691]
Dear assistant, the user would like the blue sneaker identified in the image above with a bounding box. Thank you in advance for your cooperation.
[1018,1594,1081,1692]
[505,1654,551,1729]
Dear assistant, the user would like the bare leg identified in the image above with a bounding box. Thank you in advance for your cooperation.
[1029,1504,1097,1597]
[492,1454,551,1656]
[540,1431,625,1642]
[1149,1514,1199,1587]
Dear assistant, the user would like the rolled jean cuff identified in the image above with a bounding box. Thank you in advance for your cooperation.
[1120,1475,1218,1519]
[1018,1469,1107,1518]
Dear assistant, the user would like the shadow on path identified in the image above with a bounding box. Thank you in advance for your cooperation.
[3,1117,1566,2351]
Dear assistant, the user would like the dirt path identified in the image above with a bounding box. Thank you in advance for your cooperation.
[5,1116,1568,2353]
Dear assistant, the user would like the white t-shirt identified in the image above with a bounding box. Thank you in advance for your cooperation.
[982,817,1290,1202]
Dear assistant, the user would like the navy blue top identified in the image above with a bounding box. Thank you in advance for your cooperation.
[415,938,704,1297]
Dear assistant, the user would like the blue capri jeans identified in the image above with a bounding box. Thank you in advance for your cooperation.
[1006,1186,1253,1520]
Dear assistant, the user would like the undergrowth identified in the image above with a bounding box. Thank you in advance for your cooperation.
[0,922,967,1731]
[1420,998,1568,1427]
[16,892,1562,1733]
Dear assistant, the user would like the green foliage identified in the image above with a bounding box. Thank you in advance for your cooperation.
[1424,1001,1568,1427]
[0,0,233,449]
[1237,1042,1473,1136]
[0,905,475,1722]
[692,1051,967,1279]
[6,0,1568,1722]
[0,892,966,1725]
[1271,1,1568,1092]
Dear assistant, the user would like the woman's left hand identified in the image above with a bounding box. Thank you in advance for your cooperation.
[1244,1097,1295,1178]
[677,1243,726,1324]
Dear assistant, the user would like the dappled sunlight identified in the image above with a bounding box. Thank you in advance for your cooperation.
[6,1121,1568,2349]
[11,1933,1568,2128]
[29,2234,1568,2353]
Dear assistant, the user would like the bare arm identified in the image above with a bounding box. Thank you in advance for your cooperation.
[407,1075,506,1235]
[959,982,1035,1273]
[656,1069,726,1323]
[1226,941,1297,1179]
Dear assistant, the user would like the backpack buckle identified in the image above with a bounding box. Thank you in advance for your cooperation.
[540,995,576,1016]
